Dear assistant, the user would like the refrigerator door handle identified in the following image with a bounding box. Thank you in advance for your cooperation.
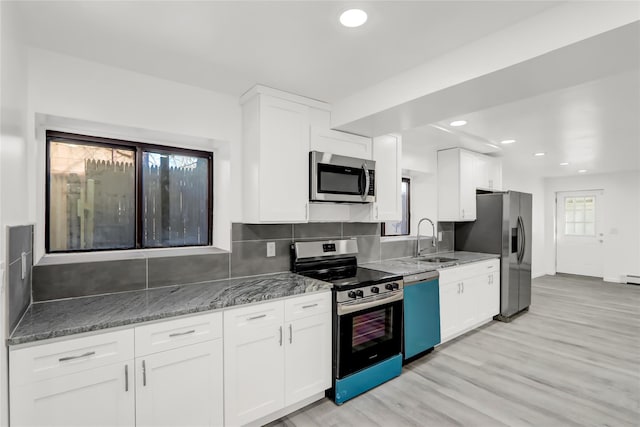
[521,215,526,264]
[517,216,525,264]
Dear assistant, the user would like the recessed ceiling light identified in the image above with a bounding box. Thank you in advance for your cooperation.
[534,152,545,156]
[450,120,467,127]
[578,169,587,173]
[560,162,569,166]
[501,139,516,144]
[340,9,367,27]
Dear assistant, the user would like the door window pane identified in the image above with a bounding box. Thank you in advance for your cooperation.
[563,195,596,237]
[142,151,209,247]
[48,141,135,252]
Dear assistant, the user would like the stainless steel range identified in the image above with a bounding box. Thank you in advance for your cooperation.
[291,238,403,405]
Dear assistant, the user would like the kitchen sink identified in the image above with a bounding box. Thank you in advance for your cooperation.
[416,256,458,263]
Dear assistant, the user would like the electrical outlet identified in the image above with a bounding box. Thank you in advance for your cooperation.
[438,231,443,242]
[266,241,276,257]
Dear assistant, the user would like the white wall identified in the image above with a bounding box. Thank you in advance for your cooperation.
[0,3,30,425]
[26,48,243,259]
[544,171,640,283]
[502,163,546,278]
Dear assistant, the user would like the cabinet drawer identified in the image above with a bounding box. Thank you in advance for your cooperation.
[10,329,134,386]
[285,292,331,321]
[438,259,499,283]
[224,300,283,332]
[135,311,222,357]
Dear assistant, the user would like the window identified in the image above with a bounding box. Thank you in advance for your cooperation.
[564,196,595,236]
[381,178,410,236]
[46,131,212,253]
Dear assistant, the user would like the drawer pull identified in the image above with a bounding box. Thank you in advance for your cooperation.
[302,304,318,309]
[125,364,129,392]
[247,314,267,321]
[169,329,196,338]
[58,351,95,362]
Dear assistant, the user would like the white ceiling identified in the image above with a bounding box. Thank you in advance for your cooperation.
[10,0,559,103]
[7,1,640,179]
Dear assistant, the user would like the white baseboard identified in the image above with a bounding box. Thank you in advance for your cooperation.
[532,272,546,279]
[604,276,625,284]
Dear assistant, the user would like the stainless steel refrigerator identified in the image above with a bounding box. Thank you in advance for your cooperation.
[454,191,532,321]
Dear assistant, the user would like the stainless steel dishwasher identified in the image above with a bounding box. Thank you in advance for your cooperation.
[403,270,441,361]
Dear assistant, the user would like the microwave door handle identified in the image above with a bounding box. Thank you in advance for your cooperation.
[362,163,370,198]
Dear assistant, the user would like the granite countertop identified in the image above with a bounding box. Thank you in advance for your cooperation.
[362,251,500,276]
[9,273,331,346]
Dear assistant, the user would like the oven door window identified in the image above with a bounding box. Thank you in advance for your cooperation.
[317,163,364,195]
[337,300,402,379]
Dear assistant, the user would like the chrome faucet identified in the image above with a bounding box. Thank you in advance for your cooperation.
[415,218,437,257]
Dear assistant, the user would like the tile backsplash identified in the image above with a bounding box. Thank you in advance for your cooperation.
[31,221,454,301]
[7,225,34,333]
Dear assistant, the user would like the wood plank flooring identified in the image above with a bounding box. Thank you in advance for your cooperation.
[268,275,640,426]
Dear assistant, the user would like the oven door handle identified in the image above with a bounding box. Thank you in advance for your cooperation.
[337,292,403,315]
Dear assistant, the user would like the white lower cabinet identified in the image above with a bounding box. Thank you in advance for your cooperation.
[224,292,331,427]
[10,315,224,427]
[135,340,223,427]
[10,361,135,427]
[438,259,500,343]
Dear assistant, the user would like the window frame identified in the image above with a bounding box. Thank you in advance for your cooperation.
[45,130,214,253]
[381,177,411,237]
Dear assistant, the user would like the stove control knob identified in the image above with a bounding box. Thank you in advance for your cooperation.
[392,282,400,290]
[355,290,364,298]
[371,286,379,294]
[385,283,394,290]
[348,291,357,299]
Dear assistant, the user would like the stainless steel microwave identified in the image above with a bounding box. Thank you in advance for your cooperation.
[309,151,376,203]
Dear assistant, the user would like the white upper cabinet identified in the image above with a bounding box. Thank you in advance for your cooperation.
[242,93,310,223]
[310,127,372,159]
[437,148,502,221]
[372,134,402,221]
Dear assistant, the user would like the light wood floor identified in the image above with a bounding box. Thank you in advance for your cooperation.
[268,275,640,426]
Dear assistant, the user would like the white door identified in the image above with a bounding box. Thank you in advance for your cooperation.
[556,190,604,277]
[136,340,223,427]
[10,363,134,427]
[285,313,332,406]
[224,301,285,426]
[439,280,460,342]
[459,150,477,220]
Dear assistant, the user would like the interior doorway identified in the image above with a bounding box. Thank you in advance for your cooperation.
[556,190,604,277]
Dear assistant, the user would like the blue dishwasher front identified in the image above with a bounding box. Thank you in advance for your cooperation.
[403,274,441,360]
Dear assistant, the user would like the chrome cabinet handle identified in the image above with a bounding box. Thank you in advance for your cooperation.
[142,360,147,387]
[125,364,129,392]
[248,314,266,321]
[59,351,95,362]
[169,329,195,338]
[279,326,283,346]
[289,324,293,344]
[302,304,318,309]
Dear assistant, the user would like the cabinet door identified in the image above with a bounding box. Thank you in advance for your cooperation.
[439,280,460,343]
[488,157,502,190]
[458,277,480,330]
[373,134,402,221]
[285,312,332,405]
[259,95,310,222]
[224,301,285,426]
[473,154,489,189]
[459,150,476,221]
[11,362,134,427]
[489,271,501,317]
[136,340,223,427]
[310,127,372,159]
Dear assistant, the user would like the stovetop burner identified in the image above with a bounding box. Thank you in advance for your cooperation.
[291,239,402,291]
